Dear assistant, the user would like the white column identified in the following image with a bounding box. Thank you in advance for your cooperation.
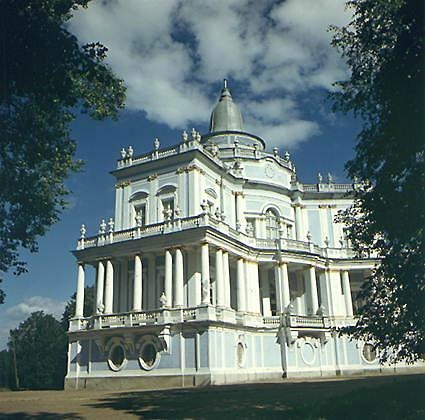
[307,266,319,315]
[96,261,105,314]
[274,265,284,314]
[223,251,231,308]
[190,168,200,215]
[294,204,304,241]
[174,248,184,307]
[201,243,210,304]
[104,259,114,314]
[261,269,272,317]
[133,254,142,311]
[215,249,224,306]
[235,192,246,232]
[341,270,354,317]
[250,261,261,314]
[280,262,291,310]
[147,254,156,309]
[236,258,246,312]
[164,249,173,307]
[75,263,85,317]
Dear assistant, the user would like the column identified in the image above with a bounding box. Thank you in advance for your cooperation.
[201,243,210,304]
[294,204,304,241]
[307,266,319,315]
[75,263,85,317]
[280,262,291,309]
[223,251,231,308]
[174,248,184,307]
[104,259,114,314]
[96,261,105,314]
[164,249,172,307]
[261,268,272,317]
[147,255,156,310]
[274,265,283,314]
[341,270,354,316]
[133,254,142,311]
[190,168,200,215]
[235,192,246,231]
[215,249,224,306]
[236,258,246,312]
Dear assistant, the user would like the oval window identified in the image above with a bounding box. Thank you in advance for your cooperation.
[362,343,377,363]
[108,344,127,371]
[139,342,160,371]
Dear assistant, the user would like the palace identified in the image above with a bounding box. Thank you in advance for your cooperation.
[66,81,385,390]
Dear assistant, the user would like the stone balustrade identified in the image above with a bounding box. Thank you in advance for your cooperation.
[69,307,342,332]
[77,213,354,259]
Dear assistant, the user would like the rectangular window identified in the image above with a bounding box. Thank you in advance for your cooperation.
[134,203,146,226]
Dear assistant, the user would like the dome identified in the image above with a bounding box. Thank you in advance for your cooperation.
[209,80,243,132]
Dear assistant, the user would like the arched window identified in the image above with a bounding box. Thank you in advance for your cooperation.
[265,208,280,240]
[129,191,149,227]
[157,185,177,221]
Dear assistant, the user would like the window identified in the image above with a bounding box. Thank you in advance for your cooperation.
[108,344,127,371]
[157,185,177,221]
[138,341,161,371]
[129,191,149,227]
[265,208,279,240]
[135,203,146,226]
[162,197,175,220]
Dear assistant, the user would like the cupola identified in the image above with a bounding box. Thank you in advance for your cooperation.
[209,79,243,132]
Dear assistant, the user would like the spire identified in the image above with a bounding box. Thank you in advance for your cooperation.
[209,79,243,132]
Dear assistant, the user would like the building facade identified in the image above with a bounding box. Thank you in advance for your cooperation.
[66,81,386,390]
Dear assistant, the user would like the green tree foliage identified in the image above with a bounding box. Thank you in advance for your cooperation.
[61,284,95,329]
[0,349,15,389]
[0,1,126,302]
[331,0,425,362]
[9,311,68,389]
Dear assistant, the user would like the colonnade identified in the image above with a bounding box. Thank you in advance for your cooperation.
[74,245,355,320]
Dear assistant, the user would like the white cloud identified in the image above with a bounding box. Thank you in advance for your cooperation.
[0,296,66,349]
[69,0,351,148]
[6,296,66,320]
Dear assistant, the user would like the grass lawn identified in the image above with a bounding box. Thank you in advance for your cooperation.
[0,373,423,419]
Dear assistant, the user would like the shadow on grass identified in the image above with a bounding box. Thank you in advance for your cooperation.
[85,374,425,419]
[0,413,82,419]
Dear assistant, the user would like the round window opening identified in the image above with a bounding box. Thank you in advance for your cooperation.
[139,342,160,371]
[362,343,377,363]
[237,342,246,368]
[108,344,126,371]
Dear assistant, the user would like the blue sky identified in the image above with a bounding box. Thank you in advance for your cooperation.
[0,0,359,349]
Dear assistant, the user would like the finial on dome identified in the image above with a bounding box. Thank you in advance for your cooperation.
[223,78,228,89]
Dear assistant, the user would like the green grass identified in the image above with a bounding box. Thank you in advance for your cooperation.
[84,374,425,419]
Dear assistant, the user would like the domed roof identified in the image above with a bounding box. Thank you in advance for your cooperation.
[209,79,243,132]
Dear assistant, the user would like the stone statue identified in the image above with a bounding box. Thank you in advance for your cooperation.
[182,130,188,142]
[107,218,115,234]
[160,292,167,308]
[120,148,127,159]
[127,145,133,157]
[153,138,160,150]
[99,219,106,235]
[80,224,86,239]
[317,172,323,183]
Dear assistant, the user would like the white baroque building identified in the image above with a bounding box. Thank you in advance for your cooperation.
[66,81,385,390]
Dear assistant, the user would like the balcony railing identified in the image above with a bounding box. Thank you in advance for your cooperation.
[77,213,355,259]
[69,307,344,332]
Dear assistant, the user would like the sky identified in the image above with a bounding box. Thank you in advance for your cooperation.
[0,0,361,349]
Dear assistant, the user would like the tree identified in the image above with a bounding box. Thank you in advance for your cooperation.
[61,284,95,329]
[331,0,425,363]
[9,311,68,389]
[0,349,15,389]
[0,1,126,302]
